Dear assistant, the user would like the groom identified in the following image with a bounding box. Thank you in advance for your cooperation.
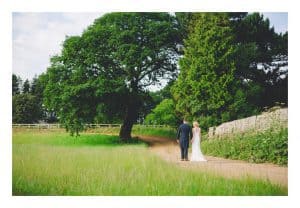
[176,118,193,161]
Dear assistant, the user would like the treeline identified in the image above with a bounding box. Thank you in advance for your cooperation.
[145,13,288,130]
[12,12,287,140]
[12,74,56,123]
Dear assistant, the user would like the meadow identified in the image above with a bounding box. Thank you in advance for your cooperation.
[12,129,287,195]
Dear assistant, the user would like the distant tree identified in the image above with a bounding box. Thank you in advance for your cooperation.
[22,79,30,94]
[149,80,175,108]
[12,74,21,95]
[12,94,41,123]
[141,80,176,124]
[30,75,38,94]
[30,73,58,122]
[144,99,179,126]
[12,73,58,123]
[44,13,181,140]
[30,74,47,103]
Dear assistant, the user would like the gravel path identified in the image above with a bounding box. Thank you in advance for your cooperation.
[138,135,288,187]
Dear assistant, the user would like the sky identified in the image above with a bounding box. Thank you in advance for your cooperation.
[12,13,103,81]
[12,12,288,83]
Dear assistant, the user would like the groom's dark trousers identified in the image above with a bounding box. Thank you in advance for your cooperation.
[177,123,193,160]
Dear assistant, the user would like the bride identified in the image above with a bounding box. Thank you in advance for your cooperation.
[191,121,207,162]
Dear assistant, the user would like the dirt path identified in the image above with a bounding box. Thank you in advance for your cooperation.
[137,135,288,188]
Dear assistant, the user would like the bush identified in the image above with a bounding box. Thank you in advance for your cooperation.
[201,128,288,165]
[144,99,179,126]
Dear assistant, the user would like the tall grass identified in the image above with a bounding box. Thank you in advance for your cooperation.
[12,130,287,195]
[201,128,288,165]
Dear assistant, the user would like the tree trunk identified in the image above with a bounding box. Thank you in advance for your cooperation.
[119,119,134,141]
[119,103,138,142]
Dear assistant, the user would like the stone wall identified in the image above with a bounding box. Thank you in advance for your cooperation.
[208,108,288,138]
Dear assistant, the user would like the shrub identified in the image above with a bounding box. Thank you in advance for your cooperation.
[201,128,288,165]
[144,99,179,126]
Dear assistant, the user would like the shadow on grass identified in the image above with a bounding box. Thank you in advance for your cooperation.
[53,134,147,147]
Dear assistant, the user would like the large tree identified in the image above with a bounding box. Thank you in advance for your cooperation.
[233,13,288,108]
[172,13,247,129]
[44,13,181,140]
[171,12,287,129]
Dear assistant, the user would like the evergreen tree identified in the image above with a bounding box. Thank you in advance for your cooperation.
[12,74,21,95]
[233,13,288,108]
[12,94,41,123]
[172,13,241,129]
[22,79,30,94]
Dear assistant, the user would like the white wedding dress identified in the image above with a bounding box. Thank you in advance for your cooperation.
[191,127,207,162]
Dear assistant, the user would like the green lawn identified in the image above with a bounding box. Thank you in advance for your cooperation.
[12,130,287,195]
[86,125,177,138]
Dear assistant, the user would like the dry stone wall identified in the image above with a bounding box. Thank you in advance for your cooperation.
[208,108,287,138]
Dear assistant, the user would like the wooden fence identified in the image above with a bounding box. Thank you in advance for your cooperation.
[12,123,170,129]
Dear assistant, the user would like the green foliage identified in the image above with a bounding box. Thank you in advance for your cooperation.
[13,130,287,195]
[201,128,288,165]
[140,80,176,123]
[171,12,287,130]
[233,13,288,108]
[227,88,259,120]
[12,73,52,123]
[144,99,179,126]
[12,94,41,123]
[174,12,195,42]
[12,74,22,95]
[30,75,46,100]
[172,13,239,130]
[22,79,30,94]
[149,80,175,106]
[43,13,181,138]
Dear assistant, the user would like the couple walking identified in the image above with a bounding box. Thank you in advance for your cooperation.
[176,118,207,162]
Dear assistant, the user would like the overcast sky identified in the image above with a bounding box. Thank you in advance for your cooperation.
[12,12,288,82]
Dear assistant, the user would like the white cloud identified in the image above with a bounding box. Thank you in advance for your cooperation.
[12,12,104,81]
[13,12,287,82]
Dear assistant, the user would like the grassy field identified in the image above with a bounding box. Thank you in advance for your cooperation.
[13,130,287,195]
[85,125,177,138]
[201,128,288,165]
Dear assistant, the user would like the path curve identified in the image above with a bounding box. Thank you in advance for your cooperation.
[137,135,288,188]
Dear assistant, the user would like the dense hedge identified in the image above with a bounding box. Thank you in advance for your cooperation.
[201,128,288,165]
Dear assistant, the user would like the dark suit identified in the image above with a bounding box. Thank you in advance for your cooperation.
[176,123,193,160]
